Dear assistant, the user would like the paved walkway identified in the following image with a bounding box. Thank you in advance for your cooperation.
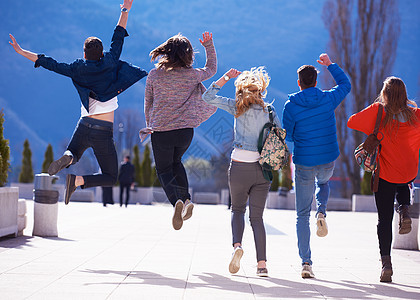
[1,201,420,299]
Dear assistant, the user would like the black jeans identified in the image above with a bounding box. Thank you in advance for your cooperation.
[67,117,118,189]
[119,183,131,207]
[374,177,413,256]
[151,128,193,206]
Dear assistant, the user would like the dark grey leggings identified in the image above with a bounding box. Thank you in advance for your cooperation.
[228,161,270,262]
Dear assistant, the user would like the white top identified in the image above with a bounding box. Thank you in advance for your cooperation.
[81,96,119,117]
[231,148,260,162]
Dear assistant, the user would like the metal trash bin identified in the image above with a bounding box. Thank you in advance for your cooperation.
[393,186,419,250]
[32,173,59,237]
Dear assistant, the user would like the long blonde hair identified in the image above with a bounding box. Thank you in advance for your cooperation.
[376,76,418,133]
[234,67,270,118]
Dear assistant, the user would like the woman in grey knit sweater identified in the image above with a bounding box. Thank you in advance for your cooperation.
[144,32,217,230]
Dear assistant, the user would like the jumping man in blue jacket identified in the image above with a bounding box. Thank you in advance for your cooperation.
[282,53,351,278]
[9,0,147,204]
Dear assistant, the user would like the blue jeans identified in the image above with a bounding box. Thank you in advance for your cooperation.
[295,161,335,265]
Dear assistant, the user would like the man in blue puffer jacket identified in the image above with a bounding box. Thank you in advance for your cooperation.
[282,53,351,279]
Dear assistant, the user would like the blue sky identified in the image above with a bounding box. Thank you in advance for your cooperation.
[0,0,419,179]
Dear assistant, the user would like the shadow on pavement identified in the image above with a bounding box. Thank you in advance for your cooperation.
[79,268,420,299]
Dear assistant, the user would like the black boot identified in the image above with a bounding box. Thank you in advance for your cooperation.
[380,255,393,282]
[398,205,412,235]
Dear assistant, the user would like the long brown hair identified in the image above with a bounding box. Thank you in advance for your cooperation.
[376,76,418,133]
[149,34,194,70]
[234,67,270,118]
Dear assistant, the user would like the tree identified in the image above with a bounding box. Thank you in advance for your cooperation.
[270,170,279,191]
[19,139,34,183]
[280,155,293,191]
[322,0,400,196]
[42,144,54,173]
[361,171,373,195]
[0,110,10,187]
[151,167,161,187]
[141,144,153,187]
[132,144,142,186]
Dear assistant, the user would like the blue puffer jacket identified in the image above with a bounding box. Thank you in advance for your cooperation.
[282,63,351,166]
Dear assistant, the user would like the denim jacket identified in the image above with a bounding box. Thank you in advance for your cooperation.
[202,82,281,152]
[34,26,148,112]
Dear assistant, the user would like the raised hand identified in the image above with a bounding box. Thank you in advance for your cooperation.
[199,32,213,45]
[225,68,241,79]
[317,53,332,66]
[9,34,22,54]
[120,0,133,11]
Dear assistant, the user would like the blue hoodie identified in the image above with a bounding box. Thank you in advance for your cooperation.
[282,63,351,166]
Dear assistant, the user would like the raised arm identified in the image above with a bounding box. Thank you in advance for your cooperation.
[318,53,351,108]
[10,34,74,77]
[202,69,241,115]
[9,34,37,62]
[215,68,241,87]
[195,32,217,82]
[117,0,133,29]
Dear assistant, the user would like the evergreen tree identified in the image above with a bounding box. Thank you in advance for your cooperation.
[41,144,54,173]
[141,144,153,187]
[270,169,279,191]
[361,171,373,195]
[280,156,293,191]
[19,139,34,183]
[151,167,161,187]
[0,110,10,187]
[132,144,142,186]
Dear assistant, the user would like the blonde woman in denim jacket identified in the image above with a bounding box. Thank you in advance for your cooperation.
[203,67,281,277]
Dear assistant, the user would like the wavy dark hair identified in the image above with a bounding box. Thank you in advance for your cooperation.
[150,34,194,70]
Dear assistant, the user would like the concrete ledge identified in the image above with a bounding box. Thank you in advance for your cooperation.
[0,187,19,238]
[71,189,95,202]
[220,189,229,206]
[17,199,27,236]
[194,192,220,204]
[11,183,33,200]
[327,198,352,211]
[352,194,376,212]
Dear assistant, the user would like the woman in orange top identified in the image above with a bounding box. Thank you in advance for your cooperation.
[348,77,420,283]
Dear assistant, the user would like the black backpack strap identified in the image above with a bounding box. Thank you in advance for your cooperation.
[267,104,274,124]
[257,104,276,153]
[258,123,273,153]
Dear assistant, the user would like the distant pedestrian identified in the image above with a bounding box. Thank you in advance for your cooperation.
[144,32,217,230]
[348,77,420,282]
[102,186,114,207]
[203,66,281,277]
[9,0,147,204]
[118,155,135,207]
[282,53,351,278]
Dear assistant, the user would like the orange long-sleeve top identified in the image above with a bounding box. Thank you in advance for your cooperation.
[347,102,420,184]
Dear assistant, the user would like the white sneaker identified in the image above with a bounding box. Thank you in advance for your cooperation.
[172,200,184,230]
[229,246,244,274]
[182,199,194,221]
[316,212,328,237]
[301,263,315,278]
